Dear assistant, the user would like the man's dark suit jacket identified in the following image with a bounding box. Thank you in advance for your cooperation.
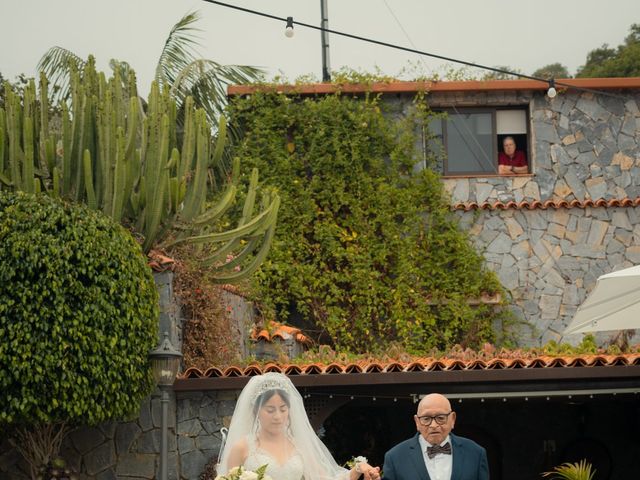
[383,433,489,480]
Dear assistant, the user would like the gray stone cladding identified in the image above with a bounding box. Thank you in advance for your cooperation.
[388,87,640,345]
[175,391,237,480]
[454,205,640,344]
[0,394,177,480]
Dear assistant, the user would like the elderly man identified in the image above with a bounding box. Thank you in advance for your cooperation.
[383,393,489,480]
[498,136,528,174]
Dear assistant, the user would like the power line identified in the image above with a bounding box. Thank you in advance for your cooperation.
[201,0,625,99]
[381,0,433,78]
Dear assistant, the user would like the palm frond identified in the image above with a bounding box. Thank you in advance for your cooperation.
[155,11,202,88]
[37,46,85,104]
[171,59,263,128]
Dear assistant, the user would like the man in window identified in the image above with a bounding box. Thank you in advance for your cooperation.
[498,136,528,174]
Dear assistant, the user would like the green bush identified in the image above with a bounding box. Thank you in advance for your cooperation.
[0,191,158,426]
[228,92,504,353]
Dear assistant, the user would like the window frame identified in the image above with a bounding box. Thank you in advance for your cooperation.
[429,106,531,177]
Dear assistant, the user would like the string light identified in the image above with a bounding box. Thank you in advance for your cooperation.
[201,0,625,99]
[284,16,294,38]
[300,390,633,403]
[547,79,557,98]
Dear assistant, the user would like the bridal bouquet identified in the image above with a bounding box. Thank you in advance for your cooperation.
[215,465,272,480]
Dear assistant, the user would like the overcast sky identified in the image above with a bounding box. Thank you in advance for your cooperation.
[2,0,639,93]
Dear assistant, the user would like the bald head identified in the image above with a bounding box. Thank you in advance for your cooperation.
[418,393,451,413]
[414,393,456,445]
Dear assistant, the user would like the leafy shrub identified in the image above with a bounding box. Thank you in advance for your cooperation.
[0,191,158,426]
[228,92,504,353]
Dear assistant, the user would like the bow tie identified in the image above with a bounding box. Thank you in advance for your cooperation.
[427,442,451,459]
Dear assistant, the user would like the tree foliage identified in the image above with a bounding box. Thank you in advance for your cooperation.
[532,62,571,80]
[576,23,640,77]
[0,191,158,427]
[481,65,523,80]
[228,92,504,354]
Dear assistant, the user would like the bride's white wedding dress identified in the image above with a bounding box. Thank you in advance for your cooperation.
[243,436,305,480]
[218,373,352,480]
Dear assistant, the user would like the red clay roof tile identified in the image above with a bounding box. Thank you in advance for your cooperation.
[178,353,640,379]
[453,197,640,211]
[251,321,313,346]
[228,78,640,97]
[147,250,176,272]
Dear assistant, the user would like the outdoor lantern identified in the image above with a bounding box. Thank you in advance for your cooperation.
[149,331,182,387]
[149,331,182,480]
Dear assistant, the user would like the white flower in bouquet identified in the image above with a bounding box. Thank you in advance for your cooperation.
[239,471,259,480]
[215,465,269,480]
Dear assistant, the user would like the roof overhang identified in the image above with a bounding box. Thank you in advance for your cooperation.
[174,363,640,399]
[228,77,640,97]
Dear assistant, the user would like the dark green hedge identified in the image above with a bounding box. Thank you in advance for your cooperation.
[0,192,158,426]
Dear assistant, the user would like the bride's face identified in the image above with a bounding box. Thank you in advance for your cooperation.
[258,393,290,435]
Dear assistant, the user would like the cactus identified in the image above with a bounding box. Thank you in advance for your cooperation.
[0,59,279,281]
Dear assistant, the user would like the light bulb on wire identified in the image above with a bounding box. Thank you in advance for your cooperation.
[285,16,294,38]
[547,79,557,99]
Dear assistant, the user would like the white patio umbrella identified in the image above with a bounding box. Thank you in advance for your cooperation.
[563,264,640,335]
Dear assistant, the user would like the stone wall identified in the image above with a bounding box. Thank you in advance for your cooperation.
[392,87,640,345]
[454,204,640,344]
[175,391,238,480]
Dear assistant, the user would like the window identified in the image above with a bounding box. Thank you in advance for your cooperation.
[425,108,529,176]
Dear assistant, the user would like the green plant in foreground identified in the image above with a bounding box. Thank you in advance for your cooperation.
[542,460,595,480]
[0,191,158,477]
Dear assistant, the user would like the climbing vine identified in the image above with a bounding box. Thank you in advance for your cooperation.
[228,91,504,354]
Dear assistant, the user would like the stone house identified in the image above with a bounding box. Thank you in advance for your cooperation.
[228,77,640,345]
[2,77,640,480]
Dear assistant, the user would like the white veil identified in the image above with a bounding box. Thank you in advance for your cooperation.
[217,372,349,480]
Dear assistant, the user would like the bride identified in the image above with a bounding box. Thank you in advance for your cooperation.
[217,372,381,480]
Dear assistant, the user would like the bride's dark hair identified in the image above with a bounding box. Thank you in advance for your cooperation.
[253,388,290,415]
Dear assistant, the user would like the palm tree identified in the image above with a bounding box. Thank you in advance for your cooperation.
[38,11,262,130]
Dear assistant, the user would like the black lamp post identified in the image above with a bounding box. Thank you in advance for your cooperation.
[149,332,182,480]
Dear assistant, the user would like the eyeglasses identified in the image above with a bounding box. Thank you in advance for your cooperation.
[417,412,453,426]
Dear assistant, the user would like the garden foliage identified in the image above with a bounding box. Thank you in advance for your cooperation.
[0,59,279,281]
[0,191,158,426]
[228,91,504,353]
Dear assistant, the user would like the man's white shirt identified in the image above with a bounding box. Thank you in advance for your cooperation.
[418,434,453,480]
